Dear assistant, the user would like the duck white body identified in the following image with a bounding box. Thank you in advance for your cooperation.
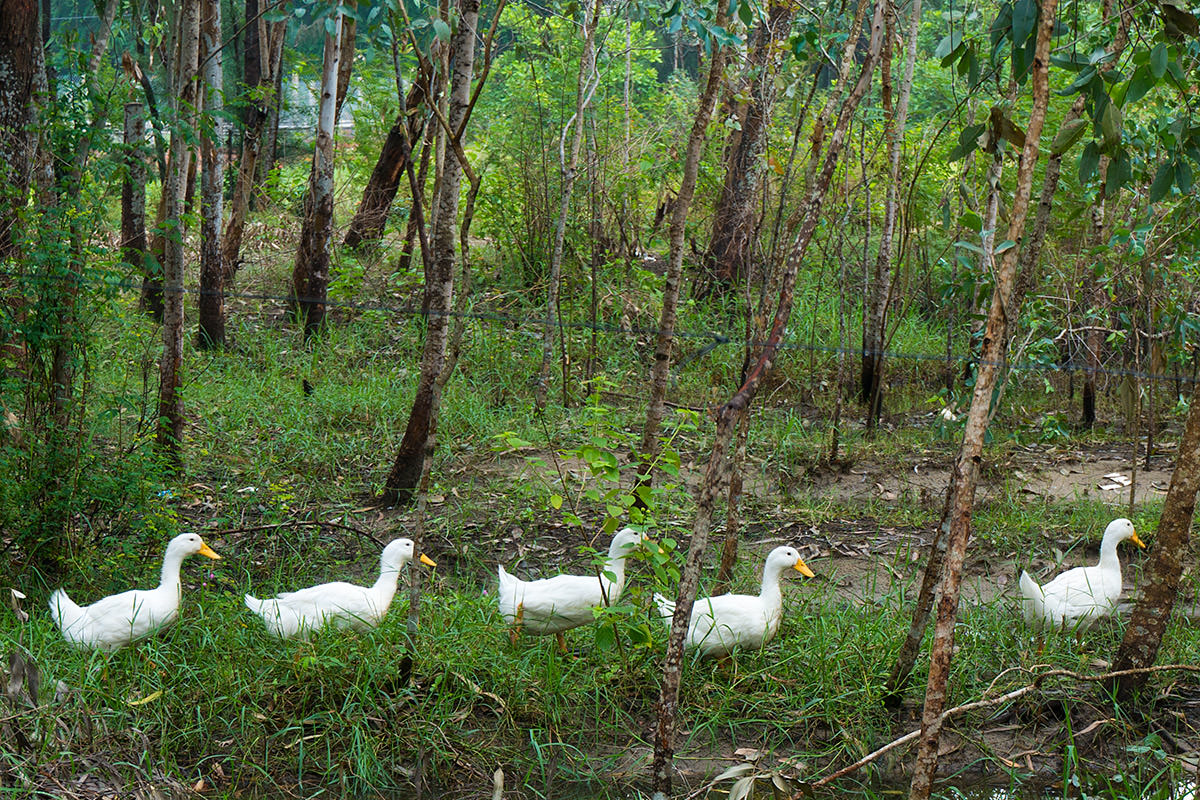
[655,545,814,659]
[1019,518,1146,631]
[50,533,221,652]
[498,527,646,647]
[245,538,435,639]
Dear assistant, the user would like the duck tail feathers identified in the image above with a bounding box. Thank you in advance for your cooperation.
[653,592,675,621]
[244,594,264,613]
[1018,570,1045,622]
[49,589,81,631]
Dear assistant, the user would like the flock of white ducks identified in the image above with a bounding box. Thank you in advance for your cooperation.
[47,519,1145,655]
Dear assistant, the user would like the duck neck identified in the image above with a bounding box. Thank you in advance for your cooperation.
[373,562,403,606]
[758,562,786,607]
[1097,536,1123,572]
[158,547,187,595]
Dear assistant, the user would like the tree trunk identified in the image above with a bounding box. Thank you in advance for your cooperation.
[290,10,343,338]
[222,16,285,278]
[343,81,429,251]
[122,102,148,288]
[635,0,731,501]
[197,0,225,348]
[535,0,602,410]
[1111,379,1200,696]
[862,0,922,431]
[156,0,200,464]
[381,0,480,504]
[907,2,1057,794]
[700,0,792,294]
[0,0,41,262]
[334,0,356,122]
[651,2,884,792]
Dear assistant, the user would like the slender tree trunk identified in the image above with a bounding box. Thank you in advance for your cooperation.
[222,17,285,278]
[290,9,343,338]
[652,2,885,792]
[863,0,922,431]
[122,102,148,286]
[343,82,429,251]
[381,0,480,504]
[700,0,792,294]
[197,0,225,348]
[635,0,731,500]
[334,0,356,122]
[156,0,200,464]
[907,2,1057,794]
[1110,362,1200,698]
[535,0,603,410]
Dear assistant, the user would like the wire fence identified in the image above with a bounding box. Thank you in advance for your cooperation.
[5,266,1196,390]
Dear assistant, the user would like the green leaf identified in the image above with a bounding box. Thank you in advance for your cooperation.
[968,48,981,86]
[995,240,1017,254]
[549,494,563,509]
[1012,0,1037,44]
[1100,101,1122,151]
[1178,160,1194,193]
[432,18,451,41]
[1079,140,1100,183]
[594,624,616,651]
[1105,149,1131,195]
[1151,43,1168,78]
[954,239,984,254]
[1149,161,1174,202]
[935,30,963,60]
[738,0,753,26]
[1123,64,1156,105]
[1050,117,1089,155]
[948,122,986,161]
[959,210,984,232]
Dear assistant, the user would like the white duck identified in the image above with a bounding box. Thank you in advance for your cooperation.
[654,545,814,659]
[245,538,436,639]
[498,527,648,650]
[1019,517,1146,632]
[50,533,221,651]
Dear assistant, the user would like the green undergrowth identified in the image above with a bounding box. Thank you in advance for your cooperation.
[6,515,1200,798]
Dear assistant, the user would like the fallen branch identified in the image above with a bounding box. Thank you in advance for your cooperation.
[805,663,1200,791]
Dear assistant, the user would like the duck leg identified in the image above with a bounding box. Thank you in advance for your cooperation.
[509,603,524,646]
[556,632,567,653]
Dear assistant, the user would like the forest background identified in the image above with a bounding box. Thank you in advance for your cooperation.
[5,0,1200,796]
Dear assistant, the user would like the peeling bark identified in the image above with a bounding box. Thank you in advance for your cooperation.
[197,0,225,348]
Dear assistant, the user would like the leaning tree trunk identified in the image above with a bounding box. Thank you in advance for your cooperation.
[907,2,1056,796]
[290,9,343,338]
[156,0,200,464]
[651,2,885,793]
[381,0,480,505]
[862,0,921,431]
[342,81,429,251]
[700,0,792,295]
[1111,376,1200,697]
[535,0,602,411]
[197,0,225,348]
[635,0,731,501]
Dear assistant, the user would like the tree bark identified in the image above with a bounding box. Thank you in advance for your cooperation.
[1111,379,1200,696]
[635,0,731,502]
[222,15,285,278]
[290,9,343,338]
[700,0,792,294]
[535,0,602,410]
[343,80,429,251]
[907,1,1057,795]
[381,0,480,504]
[651,2,885,792]
[156,0,200,464]
[122,102,148,288]
[197,0,225,348]
[862,0,922,431]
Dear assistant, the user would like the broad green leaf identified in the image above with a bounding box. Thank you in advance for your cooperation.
[1105,149,1131,194]
[1123,65,1156,106]
[1178,160,1194,193]
[738,0,754,26]
[1151,43,1168,78]
[1013,0,1037,44]
[954,239,984,254]
[995,240,1017,254]
[1149,161,1174,202]
[549,494,563,509]
[432,18,450,41]
[1100,101,1122,151]
[1079,141,1099,183]
[948,122,986,161]
[959,210,984,232]
[1050,117,1089,155]
[935,30,963,60]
